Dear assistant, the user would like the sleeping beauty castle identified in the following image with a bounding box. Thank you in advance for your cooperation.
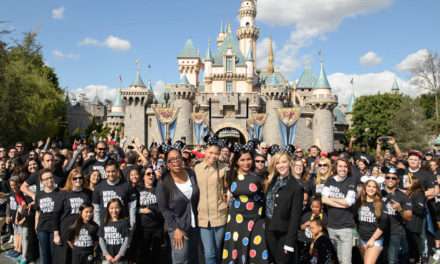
[104,0,345,152]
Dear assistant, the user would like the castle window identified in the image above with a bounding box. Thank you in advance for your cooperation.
[226,81,233,93]
[226,57,233,73]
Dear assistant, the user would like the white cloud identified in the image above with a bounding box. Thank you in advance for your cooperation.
[328,71,419,104]
[257,0,392,74]
[52,49,79,60]
[70,81,165,103]
[78,35,131,51]
[104,35,131,51]
[396,49,429,72]
[52,7,65,20]
[360,51,382,66]
[70,85,117,103]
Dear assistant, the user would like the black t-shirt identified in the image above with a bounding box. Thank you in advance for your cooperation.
[35,189,63,232]
[381,189,412,235]
[356,201,388,241]
[60,190,92,233]
[322,176,357,229]
[401,168,435,191]
[99,219,129,258]
[92,180,135,221]
[137,186,163,229]
[83,157,108,179]
[70,222,99,252]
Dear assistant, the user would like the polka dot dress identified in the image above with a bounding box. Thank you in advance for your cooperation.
[222,173,269,264]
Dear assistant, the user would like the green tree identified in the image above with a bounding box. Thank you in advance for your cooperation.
[350,93,403,148]
[0,32,65,146]
[390,97,429,150]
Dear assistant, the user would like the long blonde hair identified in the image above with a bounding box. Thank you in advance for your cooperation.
[264,152,293,192]
[315,157,333,185]
[62,168,86,192]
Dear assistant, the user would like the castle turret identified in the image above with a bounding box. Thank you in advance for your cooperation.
[177,39,202,87]
[307,60,337,152]
[245,45,254,83]
[204,39,213,92]
[172,76,195,144]
[236,0,259,64]
[105,89,124,131]
[121,65,153,144]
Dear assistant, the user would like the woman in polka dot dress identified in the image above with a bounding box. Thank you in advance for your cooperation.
[222,149,269,264]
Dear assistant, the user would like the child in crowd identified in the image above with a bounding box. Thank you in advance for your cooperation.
[68,203,99,264]
[99,198,130,264]
[309,218,339,264]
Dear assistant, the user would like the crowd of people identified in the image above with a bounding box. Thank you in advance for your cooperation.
[0,135,440,264]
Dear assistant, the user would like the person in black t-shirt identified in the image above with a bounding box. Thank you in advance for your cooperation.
[356,179,388,264]
[82,141,109,180]
[67,203,98,264]
[99,198,130,264]
[35,169,64,264]
[381,167,413,264]
[405,150,437,199]
[322,158,356,264]
[92,160,136,228]
[135,167,163,264]
[55,168,92,264]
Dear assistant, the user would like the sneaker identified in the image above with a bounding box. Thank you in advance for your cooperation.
[5,250,16,257]
[19,259,27,264]
[10,251,20,258]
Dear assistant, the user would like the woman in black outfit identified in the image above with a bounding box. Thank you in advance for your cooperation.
[157,148,200,264]
[55,168,92,264]
[135,167,164,264]
[264,152,303,264]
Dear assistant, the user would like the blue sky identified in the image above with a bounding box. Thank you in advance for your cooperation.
[1,0,439,103]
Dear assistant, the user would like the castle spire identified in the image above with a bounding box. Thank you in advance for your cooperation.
[315,58,331,89]
[205,39,213,61]
[226,23,232,34]
[131,59,146,88]
[266,37,274,74]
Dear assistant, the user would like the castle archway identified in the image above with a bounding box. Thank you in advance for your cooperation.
[215,127,246,145]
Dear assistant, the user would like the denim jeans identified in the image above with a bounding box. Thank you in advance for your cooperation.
[328,228,353,264]
[168,227,200,264]
[387,231,409,264]
[37,231,54,264]
[199,226,225,264]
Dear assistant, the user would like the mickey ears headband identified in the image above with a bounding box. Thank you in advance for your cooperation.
[269,145,295,156]
[159,140,186,154]
[232,142,254,154]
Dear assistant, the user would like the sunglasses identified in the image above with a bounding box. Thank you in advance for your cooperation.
[167,158,182,164]
[255,160,265,164]
[145,172,153,176]
[97,148,106,151]
[318,164,329,167]
[385,176,398,181]
[73,177,84,181]
[42,176,53,181]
